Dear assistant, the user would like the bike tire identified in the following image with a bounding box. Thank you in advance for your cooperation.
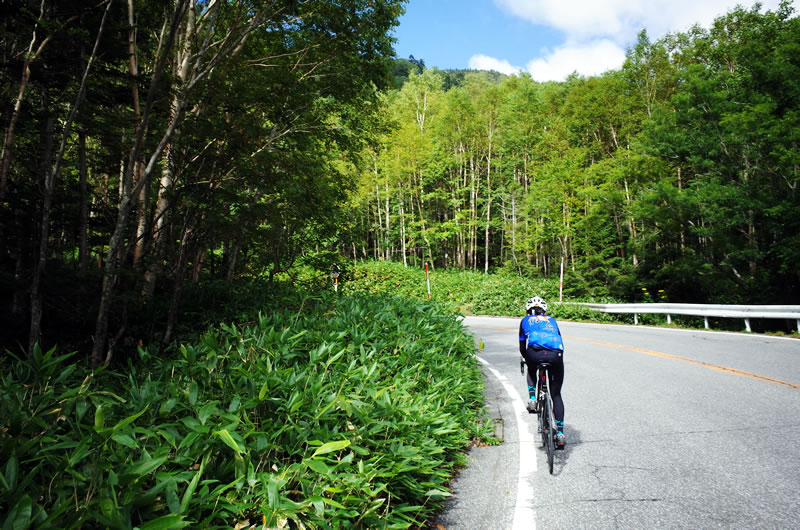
[537,384,546,440]
[538,399,545,439]
[543,393,555,474]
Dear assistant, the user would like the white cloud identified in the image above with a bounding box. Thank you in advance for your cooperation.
[472,0,784,81]
[525,40,627,82]
[469,40,627,82]
[468,54,524,75]
[495,0,784,43]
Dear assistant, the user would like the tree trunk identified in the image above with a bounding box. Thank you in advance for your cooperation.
[29,0,111,352]
[384,180,390,261]
[143,3,197,298]
[92,0,193,367]
[623,177,638,266]
[469,155,476,270]
[28,95,56,352]
[375,178,382,258]
[129,0,149,269]
[511,190,520,274]
[484,138,492,274]
[225,244,240,283]
[499,197,506,264]
[192,247,206,282]
[413,170,433,267]
[0,2,58,200]
[164,224,194,345]
[78,130,90,274]
[139,0,262,294]
[678,167,686,253]
[399,194,407,267]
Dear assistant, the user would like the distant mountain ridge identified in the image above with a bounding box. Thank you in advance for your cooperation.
[392,56,509,89]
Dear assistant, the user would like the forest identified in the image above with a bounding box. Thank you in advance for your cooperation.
[0,0,406,362]
[1,1,799,527]
[1,0,799,361]
[349,3,800,309]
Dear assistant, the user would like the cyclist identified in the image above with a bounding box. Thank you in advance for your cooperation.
[519,296,566,449]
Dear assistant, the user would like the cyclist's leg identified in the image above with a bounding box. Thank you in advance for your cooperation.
[549,359,565,425]
[526,366,536,400]
[524,367,538,413]
[521,348,540,413]
[549,359,566,447]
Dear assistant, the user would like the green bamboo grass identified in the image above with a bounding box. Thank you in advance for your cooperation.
[313,260,624,322]
[1,294,493,528]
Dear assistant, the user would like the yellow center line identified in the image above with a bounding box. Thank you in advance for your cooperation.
[468,324,800,390]
[567,336,800,389]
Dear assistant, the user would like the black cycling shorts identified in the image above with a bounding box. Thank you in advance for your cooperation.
[522,346,563,366]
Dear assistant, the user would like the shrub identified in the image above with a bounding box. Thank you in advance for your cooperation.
[338,261,627,322]
[0,294,492,528]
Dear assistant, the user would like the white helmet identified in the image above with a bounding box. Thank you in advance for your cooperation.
[525,296,547,313]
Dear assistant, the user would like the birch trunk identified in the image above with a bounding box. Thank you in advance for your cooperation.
[623,177,638,266]
[92,0,193,367]
[385,180,390,260]
[142,2,197,298]
[140,1,263,296]
[399,194,407,267]
[469,155,476,270]
[129,0,149,269]
[484,136,492,274]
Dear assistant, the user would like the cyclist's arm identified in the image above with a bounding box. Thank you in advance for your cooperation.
[550,316,563,338]
[519,322,527,356]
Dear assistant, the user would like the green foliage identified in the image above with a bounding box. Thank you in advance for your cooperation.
[391,56,426,88]
[339,261,623,323]
[347,2,800,315]
[0,0,407,358]
[639,3,800,304]
[0,294,492,528]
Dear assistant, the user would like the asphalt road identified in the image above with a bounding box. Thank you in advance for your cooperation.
[434,316,800,529]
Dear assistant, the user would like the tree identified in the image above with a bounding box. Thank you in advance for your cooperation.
[642,2,800,302]
[0,0,406,358]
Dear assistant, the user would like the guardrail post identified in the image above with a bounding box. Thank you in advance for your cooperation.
[634,313,638,325]
[666,314,671,325]
[704,317,709,329]
[797,319,800,333]
[744,318,751,332]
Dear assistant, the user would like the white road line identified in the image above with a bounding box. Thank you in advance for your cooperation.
[477,355,537,530]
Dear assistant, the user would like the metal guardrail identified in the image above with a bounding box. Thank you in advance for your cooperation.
[571,303,800,332]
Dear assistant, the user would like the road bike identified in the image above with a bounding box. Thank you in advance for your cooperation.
[521,358,556,474]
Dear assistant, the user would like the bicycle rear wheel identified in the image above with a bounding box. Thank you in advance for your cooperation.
[537,401,544,435]
[543,393,555,474]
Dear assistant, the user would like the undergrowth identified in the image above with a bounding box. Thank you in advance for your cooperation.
[302,261,625,323]
[1,294,493,528]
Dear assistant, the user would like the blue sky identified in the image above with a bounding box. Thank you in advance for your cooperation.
[392,0,786,81]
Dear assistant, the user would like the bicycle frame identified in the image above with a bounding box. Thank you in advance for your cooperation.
[522,358,557,473]
[536,365,553,413]
[536,363,556,473]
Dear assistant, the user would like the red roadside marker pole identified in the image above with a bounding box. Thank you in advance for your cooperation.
[425,263,431,300]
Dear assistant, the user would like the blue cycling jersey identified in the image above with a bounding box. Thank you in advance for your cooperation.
[519,314,564,351]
